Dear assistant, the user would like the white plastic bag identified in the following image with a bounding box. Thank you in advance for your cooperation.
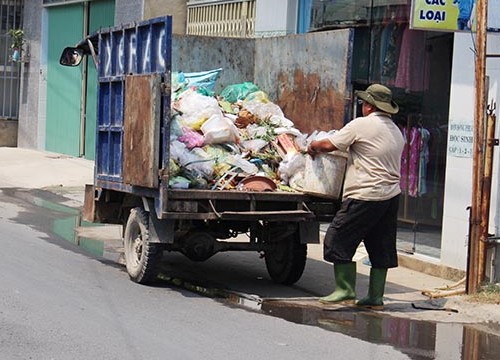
[186,147,215,178]
[246,124,268,139]
[169,140,214,178]
[225,154,258,174]
[278,152,306,183]
[269,114,294,128]
[241,139,268,152]
[274,127,302,137]
[243,99,284,121]
[201,114,240,144]
[176,89,223,130]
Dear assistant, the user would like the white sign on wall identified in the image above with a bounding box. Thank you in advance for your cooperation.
[448,122,474,158]
[488,0,500,30]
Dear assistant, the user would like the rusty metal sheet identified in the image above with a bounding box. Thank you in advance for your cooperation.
[82,184,96,222]
[172,29,353,134]
[123,74,161,188]
[275,70,348,133]
[167,189,309,202]
[254,29,353,133]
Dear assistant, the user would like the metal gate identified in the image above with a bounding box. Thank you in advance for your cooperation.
[0,0,23,120]
[187,0,255,38]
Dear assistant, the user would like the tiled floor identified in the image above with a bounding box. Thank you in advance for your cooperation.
[319,222,442,260]
[396,224,442,259]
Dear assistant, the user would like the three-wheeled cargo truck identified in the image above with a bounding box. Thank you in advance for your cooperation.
[60,16,343,285]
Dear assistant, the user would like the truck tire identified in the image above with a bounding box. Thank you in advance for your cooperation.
[123,207,163,284]
[264,232,307,285]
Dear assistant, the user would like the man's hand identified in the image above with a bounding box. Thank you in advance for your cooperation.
[307,141,319,159]
[307,139,336,159]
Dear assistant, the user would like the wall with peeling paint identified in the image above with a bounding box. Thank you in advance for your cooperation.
[172,28,353,134]
[145,0,187,34]
[115,0,143,25]
[254,29,353,133]
[172,35,256,92]
[442,32,500,271]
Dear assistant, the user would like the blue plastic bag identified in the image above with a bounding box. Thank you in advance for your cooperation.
[173,68,222,97]
[184,68,223,96]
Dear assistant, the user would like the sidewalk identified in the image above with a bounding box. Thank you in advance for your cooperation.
[1,147,499,326]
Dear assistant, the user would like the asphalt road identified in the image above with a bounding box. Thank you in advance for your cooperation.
[0,188,413,360]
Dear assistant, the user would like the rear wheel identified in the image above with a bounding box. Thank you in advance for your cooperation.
[264,231,307,285]
[123,207,163,284]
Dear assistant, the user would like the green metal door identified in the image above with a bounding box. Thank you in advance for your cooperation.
[85,0,115,160]
[46,4,84,156]
[46,1,114,159]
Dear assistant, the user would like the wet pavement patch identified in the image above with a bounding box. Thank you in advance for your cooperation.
[153,272,500,360]
[1,188,122,261]
[261,299,500,360]
[157,272,263,311]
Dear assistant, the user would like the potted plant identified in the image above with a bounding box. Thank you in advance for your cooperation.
[8,28,25,62]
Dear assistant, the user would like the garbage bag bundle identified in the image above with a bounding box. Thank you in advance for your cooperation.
[220,82,259,103]
[169,72,309,191]
[178,126,205,149]
[175,89,223,130]
[173,68,222,97]
[201,114,240,145]
[170,140,215,179]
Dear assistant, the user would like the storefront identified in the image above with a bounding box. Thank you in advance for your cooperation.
[297,0,453,259]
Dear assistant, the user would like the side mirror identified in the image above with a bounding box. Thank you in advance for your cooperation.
[59,47,84,66]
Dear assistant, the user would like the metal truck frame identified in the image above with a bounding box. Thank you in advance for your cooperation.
[60,16,338,285]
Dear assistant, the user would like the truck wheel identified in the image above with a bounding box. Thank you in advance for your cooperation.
[123,207,162,284]
[264,232,307,285]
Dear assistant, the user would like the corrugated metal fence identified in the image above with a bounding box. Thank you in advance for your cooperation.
[0,0,23,120]
[187,0,255,38]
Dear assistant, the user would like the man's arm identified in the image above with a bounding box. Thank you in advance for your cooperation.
[307,138,338,157]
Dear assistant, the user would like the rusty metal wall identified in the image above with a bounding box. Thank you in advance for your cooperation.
[123,74,161,188]
[172,28,353,134]
[172,34,256,92]
[254,29,354,133]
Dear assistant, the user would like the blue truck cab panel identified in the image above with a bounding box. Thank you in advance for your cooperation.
[95,17,172,192]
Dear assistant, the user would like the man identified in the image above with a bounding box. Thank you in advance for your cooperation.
[307,84,404,310]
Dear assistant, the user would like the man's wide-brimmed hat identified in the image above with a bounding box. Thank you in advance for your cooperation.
[355,84,399,114]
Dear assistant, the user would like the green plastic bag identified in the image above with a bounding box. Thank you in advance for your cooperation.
[220,82,259,103]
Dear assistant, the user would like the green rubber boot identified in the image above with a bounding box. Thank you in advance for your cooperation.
[319,262,356,304]
[356,268,388,310]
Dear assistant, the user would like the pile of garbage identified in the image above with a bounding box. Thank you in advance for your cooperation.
[168,69,332,192]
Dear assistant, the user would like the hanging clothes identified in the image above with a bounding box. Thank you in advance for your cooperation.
[418,127,431,196]
[400,126,421,197]
[381,22,405,86]
[400,125,431,197]
[395,25,430,92]
[369,25,384,83]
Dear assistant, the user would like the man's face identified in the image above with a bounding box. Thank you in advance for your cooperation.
[361,101,370,116]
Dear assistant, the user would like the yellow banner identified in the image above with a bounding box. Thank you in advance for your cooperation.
[411,0,464,32]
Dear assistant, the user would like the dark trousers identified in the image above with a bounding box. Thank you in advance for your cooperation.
[323,195,400,268]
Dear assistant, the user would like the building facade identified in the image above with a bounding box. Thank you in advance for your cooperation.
[11,0,500,277]
[0,0,23,147]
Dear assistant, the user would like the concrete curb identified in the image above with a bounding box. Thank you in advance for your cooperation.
[398,253,466,282]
